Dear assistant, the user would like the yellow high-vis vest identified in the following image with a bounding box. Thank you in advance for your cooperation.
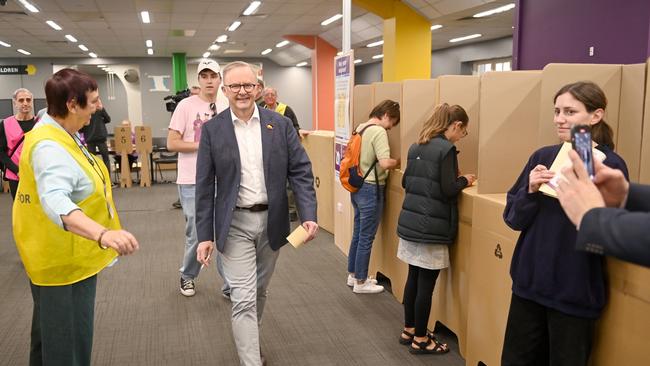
[274,102,287,116]
[13,124,120,286]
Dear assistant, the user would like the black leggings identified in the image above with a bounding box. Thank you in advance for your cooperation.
[403,264,440,337]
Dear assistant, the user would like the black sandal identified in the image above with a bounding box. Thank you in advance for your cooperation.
[408,337,450,355]
[399,330,414,345]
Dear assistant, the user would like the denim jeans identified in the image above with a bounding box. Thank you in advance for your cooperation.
[178,184,201,280]
[348,183,385,280]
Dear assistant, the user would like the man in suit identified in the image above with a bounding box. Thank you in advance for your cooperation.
[195,61,318,366]
[556,150,650,268]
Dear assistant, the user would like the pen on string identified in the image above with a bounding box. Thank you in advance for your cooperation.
[201,253,211,270]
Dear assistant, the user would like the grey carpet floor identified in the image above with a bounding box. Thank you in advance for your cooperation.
[0,184,464,366]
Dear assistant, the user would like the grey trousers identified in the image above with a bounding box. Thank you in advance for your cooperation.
[221,209,280,366]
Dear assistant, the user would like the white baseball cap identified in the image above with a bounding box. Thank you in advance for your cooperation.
[197,59,221,75]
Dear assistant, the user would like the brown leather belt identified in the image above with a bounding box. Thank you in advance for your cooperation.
[236,204,268,212]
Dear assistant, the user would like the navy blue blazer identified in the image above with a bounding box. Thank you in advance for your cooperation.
[577,183,650,267]
[195,107,317,252]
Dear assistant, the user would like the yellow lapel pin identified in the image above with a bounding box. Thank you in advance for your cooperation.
[266,124,273,130]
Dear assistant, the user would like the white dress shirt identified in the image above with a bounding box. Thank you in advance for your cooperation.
[230,105,267,207]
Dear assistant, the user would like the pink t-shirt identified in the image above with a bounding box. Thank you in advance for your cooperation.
[168,94,227,184]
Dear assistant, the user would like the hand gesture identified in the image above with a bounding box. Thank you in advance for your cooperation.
[100,229,139,255]
[528,164,554,193]
[592,157,629,207]
[302,221,319,243]
[196,241,215,267]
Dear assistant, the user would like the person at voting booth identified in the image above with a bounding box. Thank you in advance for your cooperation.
[347,100,401,294]
[396,103,475,354]
[12,68,139,365]
[501,81,628,366]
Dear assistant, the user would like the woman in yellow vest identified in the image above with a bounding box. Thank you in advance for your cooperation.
[12,68,139,366]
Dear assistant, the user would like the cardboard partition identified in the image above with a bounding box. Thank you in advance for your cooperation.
[640,58,650,184]
[372,82,402,161]
[429,221,472,358]
[333,180,353,255]
[400,79,439,168]
[458,184,479,225]
[465,193,517,366]
[302,131,335,234]
[538,63,622,146]
[375,170,406,300]
[478,71,542,194]
[591,287,650,366]
[352,84,374,131]
[616,64,646,183]
[438,75,480,176]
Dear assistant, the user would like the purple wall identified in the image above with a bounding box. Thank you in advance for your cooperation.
[514,0,650,70]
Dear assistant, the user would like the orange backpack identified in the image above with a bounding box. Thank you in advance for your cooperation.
[339,124,378,192]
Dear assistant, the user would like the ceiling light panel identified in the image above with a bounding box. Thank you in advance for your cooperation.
[147,48,154,55]
[296,62,308,67]
[46,20,62,31]
[321,14,342,26]
[243,1,261,16]
[17,49,31,55]
[366,40,383,48]
[88,52,97,58]
[65,34,77,42]
[140,11,151,24]
[449,33,482,43]
[145,40,153,47]
[78,44,89,51]
[261,48,272,55]
[228,21,242,32]
[473,3,515,18]
[18,0,39,13]
[0,40,11,48]
[276,40,289,48]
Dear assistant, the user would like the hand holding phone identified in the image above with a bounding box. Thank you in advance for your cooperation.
[570,124,595,180]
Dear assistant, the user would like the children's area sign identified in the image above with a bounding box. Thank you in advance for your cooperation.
[0,65,37,75]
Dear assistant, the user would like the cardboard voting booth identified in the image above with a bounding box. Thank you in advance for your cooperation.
[134,126,152,187]
[114,125,133,188]
[302,131,335,234]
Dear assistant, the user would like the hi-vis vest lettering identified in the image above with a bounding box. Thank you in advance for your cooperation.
[13,124,120,286]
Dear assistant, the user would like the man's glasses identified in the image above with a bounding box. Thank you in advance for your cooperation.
[224,83,257,93]
[17,98,32,103]
[209,103,216,117]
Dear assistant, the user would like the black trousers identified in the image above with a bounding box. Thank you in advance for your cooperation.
[29,275,97,366]
[501,293,596,366]
[402,264,440,337]
[86,141,110,171]
[9,179,18,199]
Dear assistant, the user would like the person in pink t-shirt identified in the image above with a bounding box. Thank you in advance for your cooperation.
[167,59,227,297]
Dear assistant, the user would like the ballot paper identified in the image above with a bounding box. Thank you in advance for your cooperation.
[286,225,309,248]
[539,142,606,198]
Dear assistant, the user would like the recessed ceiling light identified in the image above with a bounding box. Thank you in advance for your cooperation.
[261,48,272,55]
[140,11,151,24]
[46,20,62,31]
[296,62,308,67]
[97,65,106,68]
[202,52,210,58]
[366,40,383,48]
[147,48,154,55]
[276,40,289,48]
[0,40,11,48]
[65,34,77,42]
[223,49,245,54]
[228,21,242,32]
[208,44,221,51]
[78,44,88,51]
[449,33,482,43]
[18,0,39,13]
[372,54,383,59]
[216,35,228,43]
[243,1,261,16]
[321,14,342,26]
[473,3,515,18]
[354,59,362,64]
[89,52,97,58]
[430,24,443,31]
[17,49,31,55]
[145,40,153,47]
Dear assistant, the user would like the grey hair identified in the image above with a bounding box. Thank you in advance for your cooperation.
[13,88,32,100]
[262,87,277,96]
[221,61,257,82]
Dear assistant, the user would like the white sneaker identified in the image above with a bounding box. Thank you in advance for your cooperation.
[347,274,378,287]
[353,280,384,294]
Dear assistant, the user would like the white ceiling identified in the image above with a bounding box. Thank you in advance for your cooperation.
[0,0,514,67]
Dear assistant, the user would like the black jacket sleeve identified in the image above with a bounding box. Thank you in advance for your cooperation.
[284,106,301,136]
[576,183,650,267]
[101,108,111,124]
[440,149,467,197]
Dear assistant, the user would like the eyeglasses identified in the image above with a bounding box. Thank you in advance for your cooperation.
[17,98,32,103]
[209,102,216,117]
[224,83,257,93]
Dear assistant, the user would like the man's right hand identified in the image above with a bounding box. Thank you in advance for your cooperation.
[592,156,629,208]
[196,241,215,266]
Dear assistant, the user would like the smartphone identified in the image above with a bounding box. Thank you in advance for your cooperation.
[570,124,595,179]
